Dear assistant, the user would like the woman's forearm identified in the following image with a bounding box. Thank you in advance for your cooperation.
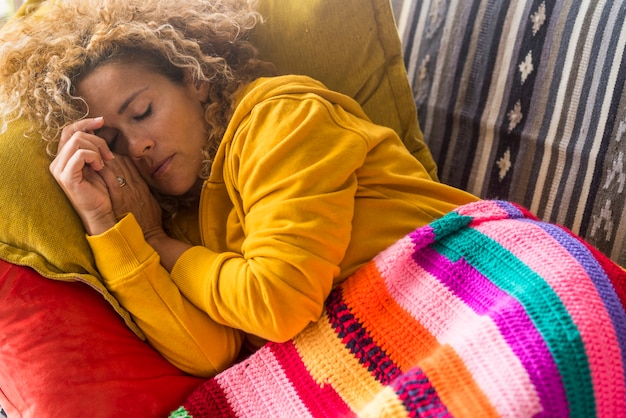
[145,229,193,272]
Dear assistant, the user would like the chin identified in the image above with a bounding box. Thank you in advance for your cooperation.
[160,188,188,198]
[156,181,202,199]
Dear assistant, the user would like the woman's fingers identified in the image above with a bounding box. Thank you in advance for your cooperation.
[57,117,114,161]
[59,132,103,154]
[100,155,148,204]
[47,118,123,235]
[100,155,163,231]
[54,147,106,185]
[49,141,117,235]
[59,117,104,145]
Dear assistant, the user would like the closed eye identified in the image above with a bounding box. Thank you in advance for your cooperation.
[107,132,120,151]
[134,104,152,121]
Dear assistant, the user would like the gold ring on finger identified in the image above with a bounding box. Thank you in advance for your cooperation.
[116,176,127,188]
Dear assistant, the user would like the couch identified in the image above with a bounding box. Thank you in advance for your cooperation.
[1,0,625,417]
[393,0,626,267]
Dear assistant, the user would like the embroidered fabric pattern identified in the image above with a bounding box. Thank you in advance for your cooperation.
[398,0,626,266]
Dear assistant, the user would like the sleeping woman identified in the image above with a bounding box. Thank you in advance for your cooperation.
[0,0,478,377]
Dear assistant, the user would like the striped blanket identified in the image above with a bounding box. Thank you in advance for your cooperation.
[170,200,626,417]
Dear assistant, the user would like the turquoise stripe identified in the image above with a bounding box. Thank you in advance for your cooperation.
[431,226,595,418]
[428,211,473,241]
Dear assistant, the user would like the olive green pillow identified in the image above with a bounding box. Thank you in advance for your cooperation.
[0,119,143,335]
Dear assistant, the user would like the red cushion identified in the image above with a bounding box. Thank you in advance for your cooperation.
[0,260,203,417]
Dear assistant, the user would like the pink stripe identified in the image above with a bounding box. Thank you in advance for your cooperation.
[377,254,542,417]
[474,219,626,417]
[269,342,352,416]
[455,200,512,223]
[215,345,312,417]
[415,246,566,417]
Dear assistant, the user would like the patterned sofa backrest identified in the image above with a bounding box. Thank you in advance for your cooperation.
[396,0,626,266]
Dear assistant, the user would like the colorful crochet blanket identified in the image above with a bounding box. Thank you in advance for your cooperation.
[170,200,626,417]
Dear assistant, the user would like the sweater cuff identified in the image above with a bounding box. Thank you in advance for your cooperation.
[171,246,222,306]
[86,213,157,282]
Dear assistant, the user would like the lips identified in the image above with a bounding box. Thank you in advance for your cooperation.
[151,155,173,179]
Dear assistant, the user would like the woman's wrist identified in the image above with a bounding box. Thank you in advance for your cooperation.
[145,230,192,272]
[82,212,118,236]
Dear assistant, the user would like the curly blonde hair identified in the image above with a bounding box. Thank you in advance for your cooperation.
[0,0,275,215]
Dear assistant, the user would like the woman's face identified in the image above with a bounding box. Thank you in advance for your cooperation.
[76,62,210,196]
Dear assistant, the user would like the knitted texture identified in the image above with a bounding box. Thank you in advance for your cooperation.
[171,200,626,417]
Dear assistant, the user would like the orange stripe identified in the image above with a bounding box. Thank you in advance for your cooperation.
[342,259,499,417]
[420,345,499,418]
[340,261,438,370]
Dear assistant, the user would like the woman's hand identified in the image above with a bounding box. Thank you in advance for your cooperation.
[49,117,117,235]
[50,117,163,237]
[101,153,164,241]
[102,153,192,272]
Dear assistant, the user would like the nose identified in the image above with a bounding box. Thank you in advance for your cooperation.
[126,134,155,158]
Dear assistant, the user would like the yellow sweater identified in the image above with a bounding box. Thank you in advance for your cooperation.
[87,75,478,377]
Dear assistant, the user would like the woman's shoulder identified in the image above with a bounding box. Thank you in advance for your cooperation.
[240,75,329,100]
[235,75,367,122]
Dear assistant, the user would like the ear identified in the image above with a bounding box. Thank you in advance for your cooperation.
[183,69,210,102]
[191,79,210,103]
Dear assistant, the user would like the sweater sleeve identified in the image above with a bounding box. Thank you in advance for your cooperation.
[171,95,372,342]
[87,213,243,377]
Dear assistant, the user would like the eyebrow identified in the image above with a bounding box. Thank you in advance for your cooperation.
[117,87,149,115]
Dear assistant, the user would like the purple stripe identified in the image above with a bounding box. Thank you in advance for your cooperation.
[325,288,450,416]
[408,225,437,250]
[483,200,626,383]
[493,200,527,219]
[390,366,451,417]
[414,245,568,417]
[528,219,626,384]
[325,288,402,384]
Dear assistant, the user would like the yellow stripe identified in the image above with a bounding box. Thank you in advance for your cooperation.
[358,386,409,418]
[293,311,384,412]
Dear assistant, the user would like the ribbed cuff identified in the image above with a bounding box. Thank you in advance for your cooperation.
[86,213,157,284]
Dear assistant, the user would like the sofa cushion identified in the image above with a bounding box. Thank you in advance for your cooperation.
[397,0,626,266]
[0,260,204,417]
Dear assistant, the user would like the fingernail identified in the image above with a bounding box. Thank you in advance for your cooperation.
[94,116,103,122]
